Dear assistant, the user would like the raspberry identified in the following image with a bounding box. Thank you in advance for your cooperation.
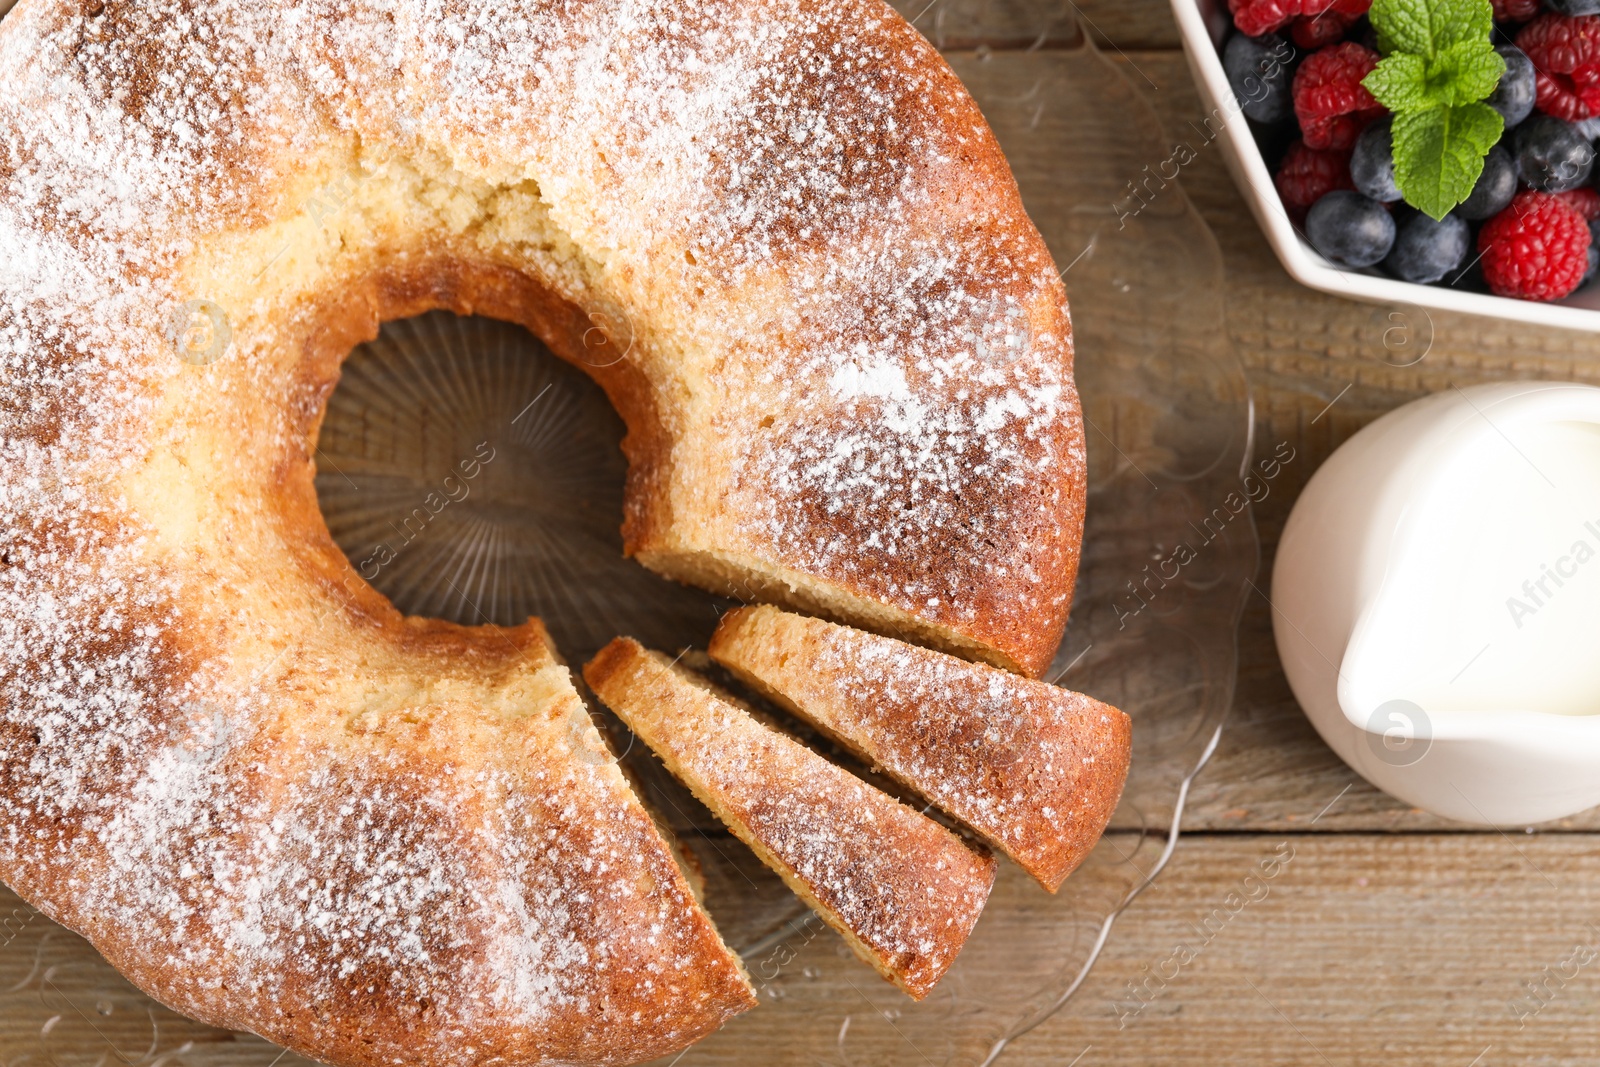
[1231,0,1298,35]
[1557,186,1600,219]
[1492,0,1542,20]
[1290,10,1358,48]
[1478,191,1593,301]
[1274,140,1354,219]
[1517,14,1600,121]
[1293,43,1385,150]
[1229,0,1369,37]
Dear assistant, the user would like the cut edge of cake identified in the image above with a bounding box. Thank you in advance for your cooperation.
[707,604,1131,892]
[634,545,1042,677]
[583,636,997,1000]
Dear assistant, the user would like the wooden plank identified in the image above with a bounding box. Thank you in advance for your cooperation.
[1017,831,1600,1067]
[669,833,1600,1065]
[14,833,1600,1067]
[1012,832,1600,1066]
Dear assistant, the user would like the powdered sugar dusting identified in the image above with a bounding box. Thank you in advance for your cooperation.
[593,644,995,998]
[737,227,1081,649]
[713,606,1131,889]
[0,0,1072,1056]
[396,0,1085,670]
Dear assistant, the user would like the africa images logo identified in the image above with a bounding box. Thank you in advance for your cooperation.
[167,299,232,366]
[1366,699,1432,768]
[1502,518,1600,630]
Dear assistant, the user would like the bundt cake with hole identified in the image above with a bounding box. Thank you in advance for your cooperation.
[584,638,996,1000]
[0,0,1084,1062]
[710,605,1131,891]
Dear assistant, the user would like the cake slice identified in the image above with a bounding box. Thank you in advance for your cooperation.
[708,605,1130,892]
[583,638,996,1000]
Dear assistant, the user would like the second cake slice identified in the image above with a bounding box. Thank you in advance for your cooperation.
[709,605,1131,891]
[583,637,995,1000]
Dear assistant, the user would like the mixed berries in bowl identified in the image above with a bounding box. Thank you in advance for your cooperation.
[1185,0,1600,312]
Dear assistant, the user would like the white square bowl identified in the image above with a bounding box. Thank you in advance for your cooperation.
[1171,0,1600,331]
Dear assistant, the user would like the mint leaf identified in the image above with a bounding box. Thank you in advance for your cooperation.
[1348,0,1505,219]
[1427,0,1494,51]
[1430,39,1506,104]
[1371,0,1437,57]
[1366,44,1505,111]
[1370,0,1494,58]
[1364,54,1431,111]
[1392,103,1504,219]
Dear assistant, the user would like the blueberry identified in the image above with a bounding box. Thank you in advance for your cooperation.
[1457,145,1518,220]
[1383,213,1471,284]
[1223,33,1294,125]
[1546,0,1600,14]
[1306,191,1397,268]
[1487,45,1536,128]
[1351,117,1403,203]
[1514,115,1596,192]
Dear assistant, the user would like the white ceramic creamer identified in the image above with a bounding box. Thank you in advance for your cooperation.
[1273,381,1600,825]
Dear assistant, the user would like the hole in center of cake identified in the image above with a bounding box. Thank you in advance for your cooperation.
[314,310,724,663]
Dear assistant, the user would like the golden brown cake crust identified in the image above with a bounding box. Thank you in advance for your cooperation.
[584,638,996,1000]
[0,0,1078,1060]
[710,606,1131,891]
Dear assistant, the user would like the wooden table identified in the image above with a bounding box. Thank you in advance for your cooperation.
[5,2,1600,1066]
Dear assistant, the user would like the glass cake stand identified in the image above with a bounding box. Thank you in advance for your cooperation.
[0,16,1256,1067]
